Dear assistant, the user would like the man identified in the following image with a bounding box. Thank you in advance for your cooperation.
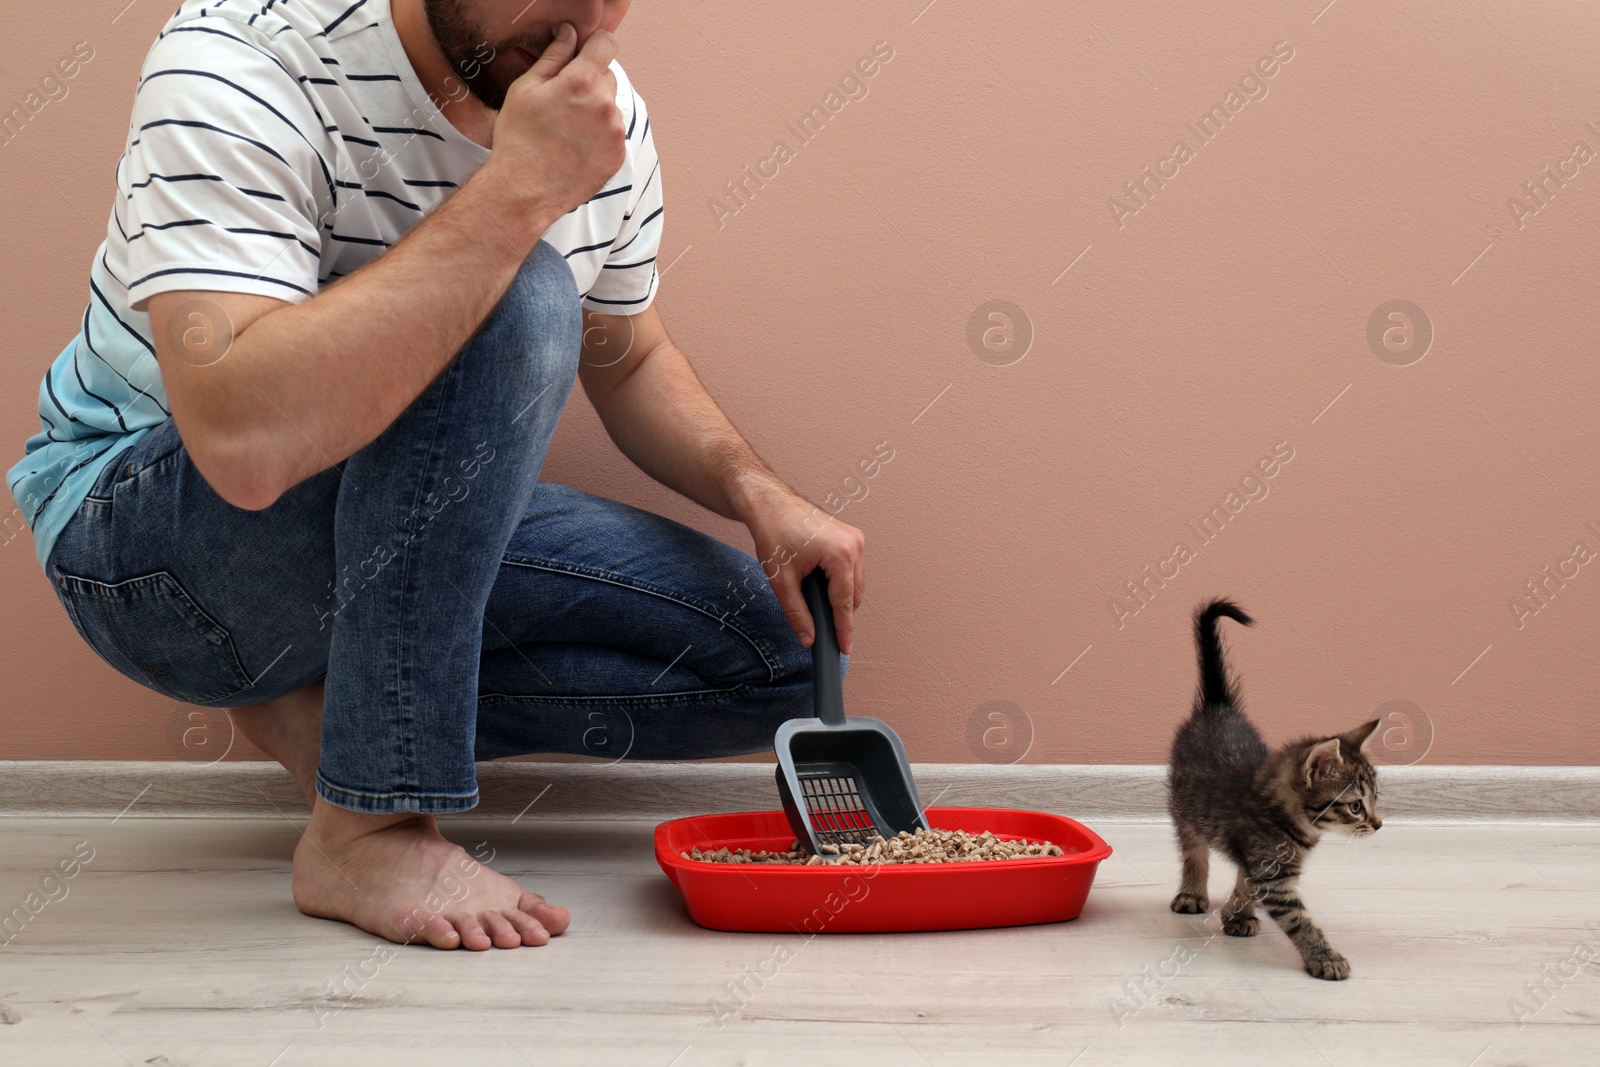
[6,0,865,951]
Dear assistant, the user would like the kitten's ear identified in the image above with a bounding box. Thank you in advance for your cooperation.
[1347,719,1381,754]
[1302,738,1343,786]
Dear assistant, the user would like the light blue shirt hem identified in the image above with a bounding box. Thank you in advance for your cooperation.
[8,427,149,577]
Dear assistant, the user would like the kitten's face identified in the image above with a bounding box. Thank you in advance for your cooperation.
[1301,719,1383,836]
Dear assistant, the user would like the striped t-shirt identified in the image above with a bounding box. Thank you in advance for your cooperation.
[7,0,664,575]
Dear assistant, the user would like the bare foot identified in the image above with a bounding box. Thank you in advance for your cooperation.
[229,679,326,808]
[292,801,571,950]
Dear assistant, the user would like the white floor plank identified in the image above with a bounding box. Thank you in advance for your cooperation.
[0,817,1595,1066]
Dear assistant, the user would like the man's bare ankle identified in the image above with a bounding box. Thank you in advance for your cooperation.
[305,801,431,845]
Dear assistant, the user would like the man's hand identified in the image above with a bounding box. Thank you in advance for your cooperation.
[735,476,866,654]
[482,23,626,233]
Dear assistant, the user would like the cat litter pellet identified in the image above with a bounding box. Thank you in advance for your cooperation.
[682,827,1066,866]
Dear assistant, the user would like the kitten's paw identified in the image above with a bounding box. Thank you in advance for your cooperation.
[1223,914,1259,937]
[1303,951,1350,981]
[1170,892,1208,914]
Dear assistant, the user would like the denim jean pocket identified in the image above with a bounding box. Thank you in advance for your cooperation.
[108,420,185,496]
[52,567,256,705]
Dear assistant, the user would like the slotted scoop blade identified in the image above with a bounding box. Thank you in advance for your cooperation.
[775,568,927,854]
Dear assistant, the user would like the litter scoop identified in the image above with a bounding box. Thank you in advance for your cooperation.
[775,567,928,856]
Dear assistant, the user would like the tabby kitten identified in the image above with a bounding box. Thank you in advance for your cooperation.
[1167,598,1382,981]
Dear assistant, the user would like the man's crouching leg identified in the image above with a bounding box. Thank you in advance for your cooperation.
[294,240,582,950]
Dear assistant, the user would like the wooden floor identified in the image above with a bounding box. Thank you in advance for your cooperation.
[0,815,1595,1065]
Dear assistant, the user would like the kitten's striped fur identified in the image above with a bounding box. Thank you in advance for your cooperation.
[1167,598,1382,981]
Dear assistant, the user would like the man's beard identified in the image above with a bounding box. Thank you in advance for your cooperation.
[421,0,533,111]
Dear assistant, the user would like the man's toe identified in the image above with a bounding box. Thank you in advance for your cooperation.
[421,914,461,949]
[483,911,523,949]
[505,909,550,946]
[519,892,570,935]
[455,915,493,951]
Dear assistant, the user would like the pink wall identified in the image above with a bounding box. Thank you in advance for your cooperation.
[4,2,1597,765]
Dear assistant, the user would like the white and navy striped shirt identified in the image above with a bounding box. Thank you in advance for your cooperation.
[7,0,664,575]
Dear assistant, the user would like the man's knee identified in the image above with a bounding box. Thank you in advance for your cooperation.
[509,238,579,310]
[480,240,581,363]
[509,239,582,354]
[461,240,583,418]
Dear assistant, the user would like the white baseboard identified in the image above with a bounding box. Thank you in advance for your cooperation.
[1,760,1596,821]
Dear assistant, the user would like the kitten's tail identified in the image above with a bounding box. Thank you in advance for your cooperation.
[1195,598,1253,711]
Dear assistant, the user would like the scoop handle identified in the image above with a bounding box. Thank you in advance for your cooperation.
[801,567,846,727]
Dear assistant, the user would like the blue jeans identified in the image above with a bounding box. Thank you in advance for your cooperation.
[45,240,828,814]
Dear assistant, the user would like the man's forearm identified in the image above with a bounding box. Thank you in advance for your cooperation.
[590,332,869,649]
[589,340,792,524]
[221,167,557,503]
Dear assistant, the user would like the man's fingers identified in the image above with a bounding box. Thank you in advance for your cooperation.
[525,21,579,80]
[852,534,866,611]
[773,565,813,648]
[559,26,621,83]
[827,559,856,655]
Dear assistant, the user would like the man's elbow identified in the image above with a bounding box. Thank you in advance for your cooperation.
[186,426,284,512]
[221,475,282,513]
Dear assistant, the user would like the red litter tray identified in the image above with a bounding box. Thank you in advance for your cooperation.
[655,806,1112,933]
